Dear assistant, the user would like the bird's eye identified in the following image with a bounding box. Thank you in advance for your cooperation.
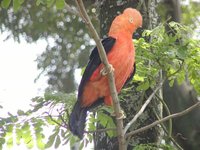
[129,17,134,23]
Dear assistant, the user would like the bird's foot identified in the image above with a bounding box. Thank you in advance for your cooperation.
[100,64,114,76]
[111,109,126,120]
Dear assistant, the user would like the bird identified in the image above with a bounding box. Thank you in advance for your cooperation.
[69,8,142,139]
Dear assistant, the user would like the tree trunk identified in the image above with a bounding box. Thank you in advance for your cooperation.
[94,1,163,149]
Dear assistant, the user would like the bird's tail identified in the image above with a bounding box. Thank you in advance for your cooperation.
[69,101,88,139]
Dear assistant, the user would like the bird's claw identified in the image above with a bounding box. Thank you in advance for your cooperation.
[111,109,126,120]
[100,64,115,76]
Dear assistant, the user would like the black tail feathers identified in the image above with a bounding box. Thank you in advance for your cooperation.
[69,102,88,139]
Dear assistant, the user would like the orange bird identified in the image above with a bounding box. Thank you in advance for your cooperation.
[69,8,142,139]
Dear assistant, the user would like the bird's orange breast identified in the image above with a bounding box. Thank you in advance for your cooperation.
[81,35,135,107]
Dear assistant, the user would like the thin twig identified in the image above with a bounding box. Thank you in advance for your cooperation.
[124,79,165,134]
[155,93,172,138]
[126,101,200,138]
[46,112,66,128]
[64,2,80,17]
[75,1,126,149]
[156,113,183,150]
[57,109,69,129]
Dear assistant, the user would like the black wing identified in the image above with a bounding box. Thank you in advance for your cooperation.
[78,37,116,99]
[124,63,136,86]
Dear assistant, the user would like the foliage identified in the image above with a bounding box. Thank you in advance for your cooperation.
[96,109,116,137]
[0,0,66,11]
[0,91,117,149]
[0,92,76,149]
[134,143,176,150]
[0,0,98,93]
[181,0,200,31]
[134,22,200,94]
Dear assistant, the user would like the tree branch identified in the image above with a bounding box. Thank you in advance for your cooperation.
[124,79,165,134]
[64,2,80,17]
[126,101,200,138]
[45,112,67,129]
[75,1,126,149]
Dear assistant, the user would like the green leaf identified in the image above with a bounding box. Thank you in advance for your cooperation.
[13,0,21,12]
[62,133,71,145]
[96,111,116,137]
[18,0,24,4]
[133,74,144,82]
[136,80,150,91]
[1,0,11,8]
[36,0,46,6]
[6,137,13,148]
[21,122,30,130]
[177,72,185,85]
[7,112,14,117]
[56,0,65,10]
[17,110,25,116]
[169,79,175,87]
[142,30,152,36]
[60,129,65,138]
[79,141,84,150]
[34,121,45,150]
[0,120,5,126]
[36,136,45,150]
[45,132,57,148]
[36,0,41,6]
[26,138,34,149]
[22,127,34,149]
[97,112,108,127]
[6,124,13,132]
[46,0,55,7]
[69,136,77,148]
[0,138,6,145]
[54,135,61,149]
[106,117,116,137]
[169,21,177,28]
[16,127,22,145]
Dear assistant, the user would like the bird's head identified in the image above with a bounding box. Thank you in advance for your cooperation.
[108,8,142,37]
